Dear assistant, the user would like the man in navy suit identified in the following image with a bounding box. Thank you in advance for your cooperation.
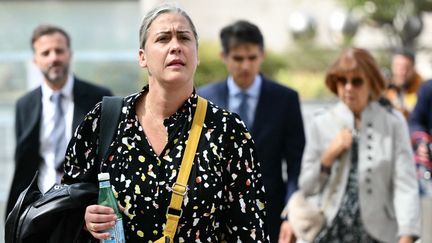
[198,20,305,243]
[5,25,113,217]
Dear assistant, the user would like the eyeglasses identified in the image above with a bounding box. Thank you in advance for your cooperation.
[334,76,364,87]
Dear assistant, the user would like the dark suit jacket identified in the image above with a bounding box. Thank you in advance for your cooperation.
[6,77,113,217]
[410,79,432,134]
[198,76,305,243]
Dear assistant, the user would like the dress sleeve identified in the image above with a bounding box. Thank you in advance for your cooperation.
[62,102,102,184]
[221,114,269,242]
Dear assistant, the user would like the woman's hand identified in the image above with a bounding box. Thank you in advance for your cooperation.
[278,220,296,243]
[321,128,352,168]
[398,236,414,243]
[417,142,429,161]
[85,204,117,240]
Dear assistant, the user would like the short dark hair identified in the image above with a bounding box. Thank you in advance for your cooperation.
[220,20,264,54]
[393,47,416,63]
[31,24,71,51]
[325,47,386,100]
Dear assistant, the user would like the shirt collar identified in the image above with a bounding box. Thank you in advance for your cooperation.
[227,74,262,98]
[133,85,198,125]
[41,73,74,100]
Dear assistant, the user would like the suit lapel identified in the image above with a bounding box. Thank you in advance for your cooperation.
[216,81,229,109]
[251,79,268,135]
[72,79,88,131]
[24,88,43,140]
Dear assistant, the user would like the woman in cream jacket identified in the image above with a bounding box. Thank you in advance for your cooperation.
[281,48,420,243]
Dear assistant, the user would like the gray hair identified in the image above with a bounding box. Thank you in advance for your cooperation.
[139,3,198,49]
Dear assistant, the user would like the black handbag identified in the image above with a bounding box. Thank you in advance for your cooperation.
[4,96,124,243]
[5,172,98,243]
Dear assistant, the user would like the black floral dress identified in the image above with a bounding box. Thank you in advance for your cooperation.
[314,134,380,243]
[63,86,269,242]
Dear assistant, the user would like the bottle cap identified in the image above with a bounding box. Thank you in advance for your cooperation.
[98,172,110,181]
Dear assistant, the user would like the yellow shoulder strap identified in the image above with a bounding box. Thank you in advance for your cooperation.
[155,96,207,243]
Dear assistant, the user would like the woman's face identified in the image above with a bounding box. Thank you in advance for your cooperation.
[335,72,371,115]
[139,12,198,87]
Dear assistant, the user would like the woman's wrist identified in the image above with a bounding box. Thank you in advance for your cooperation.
[320,152,335,168]
[320,163,331,174]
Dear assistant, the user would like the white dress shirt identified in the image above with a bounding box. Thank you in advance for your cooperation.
[39,74,74,192]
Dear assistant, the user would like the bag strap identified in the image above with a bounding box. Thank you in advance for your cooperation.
[98,96,124,169]
[155,96,207,243]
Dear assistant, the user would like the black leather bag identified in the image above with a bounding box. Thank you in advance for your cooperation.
[5,172,98,243]
[4,96,124,243]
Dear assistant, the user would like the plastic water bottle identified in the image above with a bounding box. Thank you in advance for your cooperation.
[98,173,125,243]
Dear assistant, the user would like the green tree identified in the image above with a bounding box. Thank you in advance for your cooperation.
[338,0,431,48]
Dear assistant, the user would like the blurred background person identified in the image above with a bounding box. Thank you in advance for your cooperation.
[63,4,269,242]
[5,24,112,218]
[408,78,432,243]
[280,47,420,243]
[198,20,305,243]
[385,48,423,119]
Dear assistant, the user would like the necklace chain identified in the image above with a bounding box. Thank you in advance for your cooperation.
[145,102,169,143]
[146,104,163,122]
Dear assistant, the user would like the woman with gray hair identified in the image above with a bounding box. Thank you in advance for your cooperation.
[62,3,269,242]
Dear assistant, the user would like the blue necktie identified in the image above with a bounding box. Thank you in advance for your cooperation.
[237,92,250,128]
[51,93,66,172]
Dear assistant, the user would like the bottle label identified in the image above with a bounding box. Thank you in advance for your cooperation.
[99,181,111,188]
[101,219,125,243]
